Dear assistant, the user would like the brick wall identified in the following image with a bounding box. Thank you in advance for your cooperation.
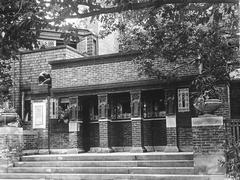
[177,127,193,150]
[23,130,38,150]
[192,125,224,153]
[143,120,167,147]
[89,123,99,148]
[111,121,132,147]
[51,54,199,89]
[13,46,82,114]
[20,46,82,88]
[50,133,69,149]
[23,131,82,150]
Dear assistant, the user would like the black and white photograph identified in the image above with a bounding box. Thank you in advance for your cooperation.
[0,0,239,179]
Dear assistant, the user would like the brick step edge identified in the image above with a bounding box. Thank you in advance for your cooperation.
[0,173,225,180]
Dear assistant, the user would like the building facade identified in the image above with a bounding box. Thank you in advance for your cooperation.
[12,34,232,155]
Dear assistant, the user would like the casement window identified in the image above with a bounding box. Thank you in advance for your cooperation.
[178,88,190,112]
[69,97,78,121]
[59,97,69,111]
[89,100,98,121]
[109,93,131,120]
[142,90,165,119]
[50,98,58,119]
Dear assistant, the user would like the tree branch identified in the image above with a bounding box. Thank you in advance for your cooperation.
[57,0,238,19]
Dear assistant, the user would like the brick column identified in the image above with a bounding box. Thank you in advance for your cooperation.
[68,97,84,153]
[164,89,179,152]
[37,129,49,154]
[68,121,84,153]
[98,94,113,153]
[130,91,146,153]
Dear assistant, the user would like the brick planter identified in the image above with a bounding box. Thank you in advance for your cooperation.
[192,115,225,175]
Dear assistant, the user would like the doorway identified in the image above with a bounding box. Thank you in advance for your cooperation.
[79,95,98,151]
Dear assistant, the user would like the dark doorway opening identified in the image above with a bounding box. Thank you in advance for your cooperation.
[79,95,98,152]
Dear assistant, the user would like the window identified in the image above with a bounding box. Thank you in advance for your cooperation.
[109,93,131,120]
[50,98,58,119]
[59,97,69,110]
[142,90,165,118]
[78,95,98,121]
[93,39,97,55]
[89,98,98,121]
[178,88,190,112]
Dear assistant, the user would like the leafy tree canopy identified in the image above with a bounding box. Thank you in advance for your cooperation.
[100,3,239,96]
[45,0,239,96]
[0,0,48,101]
[0,0,239,100]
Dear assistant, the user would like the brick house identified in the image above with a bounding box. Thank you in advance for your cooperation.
[6,27,237,174]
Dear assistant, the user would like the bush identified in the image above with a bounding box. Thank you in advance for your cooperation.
[220,138,240,180]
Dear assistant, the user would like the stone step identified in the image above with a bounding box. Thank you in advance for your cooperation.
[21,152,193,162]
[14,160,194,167]
[0,173,225,180]
[8,167,194,174]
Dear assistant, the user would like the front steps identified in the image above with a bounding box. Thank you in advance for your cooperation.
[0,152,224,180]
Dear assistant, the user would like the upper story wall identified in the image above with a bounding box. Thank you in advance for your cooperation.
[49,53,199,90]
[19,46,83,89]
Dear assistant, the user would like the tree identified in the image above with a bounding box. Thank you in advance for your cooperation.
[0,0,238,101]
[0,0,49,102]
[46,0,239,97]
[110,3,239,96]
[43,0,238,20]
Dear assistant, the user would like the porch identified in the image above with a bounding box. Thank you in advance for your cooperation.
[24,87,193,153]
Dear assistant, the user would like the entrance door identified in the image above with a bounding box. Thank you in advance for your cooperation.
[79,95,98,152]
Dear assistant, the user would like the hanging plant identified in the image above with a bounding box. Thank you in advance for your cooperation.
[57,106,71,124]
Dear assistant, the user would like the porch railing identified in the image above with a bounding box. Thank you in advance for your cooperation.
[224,119,240,143]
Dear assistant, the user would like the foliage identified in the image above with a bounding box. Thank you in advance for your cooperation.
[0,60,12,102]
[0,0,49,60]
[58,106,71,123]
[45,1,238,96]
[42,0,238,20]
[0,143,23,165]
[101,3,238,96]
[0,0,238,101]
[220,137,240,180]
[0,0,49,101]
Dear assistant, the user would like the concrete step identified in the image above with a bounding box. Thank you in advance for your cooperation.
[0,173,225,180]
[14,160,194,167]
[8,167,194,174]
[21,152,193,162]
